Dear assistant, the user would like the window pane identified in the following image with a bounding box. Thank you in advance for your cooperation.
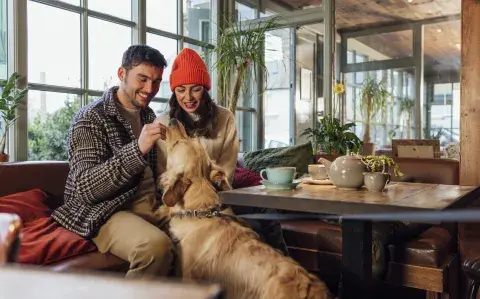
[236,111,253,152]
[89,18,131,90]
[150,101,168,116]
[28,2,81,87]
[146,34,177,99]
[0,1,7,80]
[88,0,131,20]
[183,0,212,43]
[235,2,256,21]
[28,91,80,161]
[264,89,290,148]
[147,0,177,33]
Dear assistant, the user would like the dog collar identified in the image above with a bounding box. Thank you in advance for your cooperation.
[171,206,222,219]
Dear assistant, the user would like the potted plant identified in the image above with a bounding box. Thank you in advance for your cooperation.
[207,15,282,116]
[398,97,415,139]
[359,77,391,155]
[300,115,363,155]
[361,155,403,192]
[0,72,28,162]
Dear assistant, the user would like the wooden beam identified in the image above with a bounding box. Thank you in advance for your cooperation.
[459,1,480,298]
[460,0,480,186]
[340,14,461,38]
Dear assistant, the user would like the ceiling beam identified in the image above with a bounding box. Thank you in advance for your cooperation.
[340,14,461,39]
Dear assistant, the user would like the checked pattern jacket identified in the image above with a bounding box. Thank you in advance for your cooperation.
[51,86,158,238]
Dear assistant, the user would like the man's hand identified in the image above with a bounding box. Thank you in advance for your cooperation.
[138,122,167,155]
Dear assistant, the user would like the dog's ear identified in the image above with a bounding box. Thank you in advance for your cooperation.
[209,163,232,191]
[161,174,191,207]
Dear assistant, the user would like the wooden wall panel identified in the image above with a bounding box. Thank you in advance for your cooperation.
[460,0,480,186]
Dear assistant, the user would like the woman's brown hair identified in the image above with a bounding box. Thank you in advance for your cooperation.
[168,90,218,138]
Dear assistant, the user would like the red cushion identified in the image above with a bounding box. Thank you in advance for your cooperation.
[232,167,262,189]
[18,217,96,265]
[0,189,97,265]
[0,189,51,222]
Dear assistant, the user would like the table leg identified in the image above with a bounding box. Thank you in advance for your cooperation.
[339,219,373,299]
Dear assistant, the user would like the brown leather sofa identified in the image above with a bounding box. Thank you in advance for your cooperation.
[0,161,129,273]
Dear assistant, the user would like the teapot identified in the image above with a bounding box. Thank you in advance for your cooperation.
[318,153,367,189]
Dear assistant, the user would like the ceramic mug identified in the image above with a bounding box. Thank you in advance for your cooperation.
[260,167,296,184]
[363,172,391,192]
[308,164,328,180]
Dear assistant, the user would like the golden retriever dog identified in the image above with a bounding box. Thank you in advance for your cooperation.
[158,118,332,299]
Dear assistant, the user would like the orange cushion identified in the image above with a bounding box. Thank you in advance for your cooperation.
[0,189,97,265]
[18,217,96,265]
[0,189,51,222]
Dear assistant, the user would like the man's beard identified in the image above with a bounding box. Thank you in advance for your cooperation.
[122,78,146,109]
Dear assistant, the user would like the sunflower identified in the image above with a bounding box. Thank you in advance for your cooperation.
[333,83,345,95]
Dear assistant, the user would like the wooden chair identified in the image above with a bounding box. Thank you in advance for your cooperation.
[0,213,22,264]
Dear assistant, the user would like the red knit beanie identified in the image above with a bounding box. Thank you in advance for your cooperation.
[169,48,211,91]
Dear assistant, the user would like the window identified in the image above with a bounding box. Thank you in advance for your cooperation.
[235,2,256,21]
[25,0,136,161]
[146,0,216,102]
[184,0,212,43]
[264,28,292,148]
[236,111,253,152]
[0,0,7,80]
[150,101,168,116]
[28,2,81,87]
[89,18,132,90]
[27,91,80,161]
[146,0,177,33]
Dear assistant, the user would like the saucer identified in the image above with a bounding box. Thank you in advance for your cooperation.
[301,177,333,185]
[261,179,301,190]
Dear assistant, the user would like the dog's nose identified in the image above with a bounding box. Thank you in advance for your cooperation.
[169,118,178,127]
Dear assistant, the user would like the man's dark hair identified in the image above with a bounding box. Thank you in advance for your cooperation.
[168,90,218,138]
[121,45,167,71]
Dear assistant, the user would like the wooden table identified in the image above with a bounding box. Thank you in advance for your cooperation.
[0,265,224,299]
[220,182,480,299]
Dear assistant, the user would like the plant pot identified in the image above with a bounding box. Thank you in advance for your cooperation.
[363,172,390,192]
[0,153,9,163]
[362,142,376,156]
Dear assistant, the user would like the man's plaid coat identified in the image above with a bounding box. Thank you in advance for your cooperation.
[51,86,158,238]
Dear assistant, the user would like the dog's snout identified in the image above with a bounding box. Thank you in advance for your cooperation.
[169,118,178,127]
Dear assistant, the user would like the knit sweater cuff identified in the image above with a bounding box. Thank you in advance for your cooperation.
[122,140,148,175]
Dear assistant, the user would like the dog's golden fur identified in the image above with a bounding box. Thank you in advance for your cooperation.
[159,119,332,299]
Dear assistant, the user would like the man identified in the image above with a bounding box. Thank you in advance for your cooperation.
[52,45,173,278]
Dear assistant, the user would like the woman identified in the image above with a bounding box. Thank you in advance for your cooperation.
[155,48,289,256]
[155,48,239,183]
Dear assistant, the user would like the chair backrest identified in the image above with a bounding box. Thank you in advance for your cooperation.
[392,139,441,158]
[0,213,22,264]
